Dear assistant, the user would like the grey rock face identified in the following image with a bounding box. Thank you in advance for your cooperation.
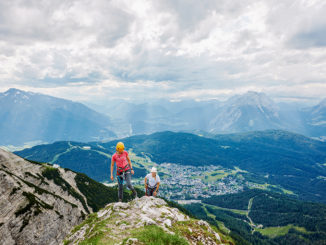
[63,196,224,245]
[0,149,91,245]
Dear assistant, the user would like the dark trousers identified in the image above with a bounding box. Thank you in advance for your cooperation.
[117,169,136,200]
[146,185,158,196]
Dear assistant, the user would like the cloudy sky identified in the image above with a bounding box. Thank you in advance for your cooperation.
[0,0,325,104]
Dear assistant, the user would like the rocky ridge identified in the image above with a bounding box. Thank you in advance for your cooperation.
[63,196,233,245]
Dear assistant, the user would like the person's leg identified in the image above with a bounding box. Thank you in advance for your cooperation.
[117,175,123,201]
[125,170,137,198]
[148,187,154,196]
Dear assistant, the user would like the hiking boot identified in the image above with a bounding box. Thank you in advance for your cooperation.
[132,189,138,199]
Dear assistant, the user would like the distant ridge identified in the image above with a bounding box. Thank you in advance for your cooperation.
[93,91,326,139]
[0,88,116,146]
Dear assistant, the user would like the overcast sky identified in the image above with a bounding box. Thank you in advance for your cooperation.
[0,0,325,104]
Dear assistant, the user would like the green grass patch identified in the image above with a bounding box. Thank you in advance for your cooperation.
[255,224,309,238]
[71,212,98,234]
[201,204,232,234]
[280,188,295,195]
[126,225,188,245]
[79,219,111,245]
[205,172,228,182]
[215,220,231,234]
[120,220,130,225]
[203,203,248,217]
[200,167,247,183]
[247,182,295,196]
[233,166,248,173]
[128,149,157,170]
[171,219,224,244]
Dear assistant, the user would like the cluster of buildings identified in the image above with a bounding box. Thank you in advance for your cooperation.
[152,163,244,200]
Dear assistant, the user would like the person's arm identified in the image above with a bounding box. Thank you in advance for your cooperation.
[110,157,114,181]
[126,154,134,174]
[155,182,160,192]
[144,177,148,188]
[154,175,160,196]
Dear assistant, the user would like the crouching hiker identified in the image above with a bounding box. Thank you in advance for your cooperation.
[110,142,138,202]
[145,167,160,197]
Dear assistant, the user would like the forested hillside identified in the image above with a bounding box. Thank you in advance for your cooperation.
[185,189,326,245]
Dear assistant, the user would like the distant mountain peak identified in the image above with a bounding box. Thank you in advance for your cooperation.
[5,87,22,93]
[246,90,265,96]
[318,98,326,107]
[226,91,279,114]
[0,88,115,146]
[5,87,30,94]
[229,91,274,104]
[2,88,35,100]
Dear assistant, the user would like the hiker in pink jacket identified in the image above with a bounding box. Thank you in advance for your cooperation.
[111,142,137,202]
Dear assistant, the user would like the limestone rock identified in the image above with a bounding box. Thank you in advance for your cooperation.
[63,196,231,245]
[0,149,91,245]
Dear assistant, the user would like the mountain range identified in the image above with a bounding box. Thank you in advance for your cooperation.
[1,88,325,147]
[90,91,326,139]
[0,88,116,146]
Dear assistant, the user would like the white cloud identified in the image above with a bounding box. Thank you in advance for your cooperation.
[0,0,325,103]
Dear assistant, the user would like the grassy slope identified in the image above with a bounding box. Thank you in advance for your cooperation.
[255,225,309,238]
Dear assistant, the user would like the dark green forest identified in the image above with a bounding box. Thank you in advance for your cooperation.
[185,189,326,245]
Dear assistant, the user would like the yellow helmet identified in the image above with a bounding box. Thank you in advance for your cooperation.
[116,142,124,152]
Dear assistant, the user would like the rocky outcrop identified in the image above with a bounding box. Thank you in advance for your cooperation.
[0,149,92,245]
[63,196,233,245]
